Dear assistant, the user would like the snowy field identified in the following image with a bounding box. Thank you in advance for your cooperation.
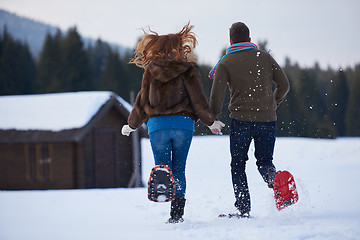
[1,136,360,240]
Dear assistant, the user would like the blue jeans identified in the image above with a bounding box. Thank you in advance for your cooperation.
[149,129,193,197]
[230,119,276,214]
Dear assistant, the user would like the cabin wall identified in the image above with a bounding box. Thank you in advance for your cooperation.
[0,143,27,190]
[50,142,75,189]
[80,106,135,188]
[0,142,75,190]
[0,102,143,190]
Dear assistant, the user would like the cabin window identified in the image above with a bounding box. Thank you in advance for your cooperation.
[40,144,51,181]
[26,143,51,182]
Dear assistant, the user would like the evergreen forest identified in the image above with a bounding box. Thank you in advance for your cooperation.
[1,27,359,138]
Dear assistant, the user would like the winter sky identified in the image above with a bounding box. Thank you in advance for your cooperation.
[1,0,359,69]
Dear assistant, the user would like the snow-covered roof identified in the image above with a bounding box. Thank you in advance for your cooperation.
[0,91,133,131]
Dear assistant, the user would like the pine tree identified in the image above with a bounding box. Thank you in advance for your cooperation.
[345,64,360,136]
[36,30,63,93]
[258,40,268,52]
[294,69,336,138]
[327,69,349,136]
[0,27,36,95]
[88,39,111,90]
[60,27,91,92]
[279,60,304,137]
[276,76,302,137]
[121,52,143,102]
[100,50,125,95]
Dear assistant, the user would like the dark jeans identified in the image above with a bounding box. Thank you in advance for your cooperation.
[230,119,277,214]
[149,129,193,197]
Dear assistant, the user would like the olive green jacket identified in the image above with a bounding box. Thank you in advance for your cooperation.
[209,49,290,122]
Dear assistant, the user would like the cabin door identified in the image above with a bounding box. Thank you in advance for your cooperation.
[94,129,117,188]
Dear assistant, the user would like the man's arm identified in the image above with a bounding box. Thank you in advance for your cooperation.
[271,57,290,106]
[209,63,229,117]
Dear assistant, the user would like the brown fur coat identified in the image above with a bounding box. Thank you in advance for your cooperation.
[128,59,215,129]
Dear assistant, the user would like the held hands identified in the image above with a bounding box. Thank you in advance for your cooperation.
[123,121,224,136]
[208,120,225,135]
[121,124,136,136]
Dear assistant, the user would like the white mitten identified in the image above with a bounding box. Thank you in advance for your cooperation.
[121,125,136,136]
[208,120,225,135]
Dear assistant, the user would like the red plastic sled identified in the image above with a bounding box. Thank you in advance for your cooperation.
[273,170,299,210]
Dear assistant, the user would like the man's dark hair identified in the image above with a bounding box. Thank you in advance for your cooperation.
[229,22,250,43]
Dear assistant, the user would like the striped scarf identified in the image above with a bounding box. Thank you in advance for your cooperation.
[208,42,258,79]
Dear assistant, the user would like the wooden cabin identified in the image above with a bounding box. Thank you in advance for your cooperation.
[0,91,146,190]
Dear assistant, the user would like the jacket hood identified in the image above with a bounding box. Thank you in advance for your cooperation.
[148,60,192,82]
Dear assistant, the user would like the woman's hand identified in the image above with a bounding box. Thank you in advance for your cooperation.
[208,120,225,135]
[121,125,136,136]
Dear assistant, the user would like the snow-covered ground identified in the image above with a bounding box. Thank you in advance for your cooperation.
[1,136,360,240]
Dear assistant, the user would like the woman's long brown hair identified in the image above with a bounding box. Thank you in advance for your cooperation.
[130,22,197,68]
